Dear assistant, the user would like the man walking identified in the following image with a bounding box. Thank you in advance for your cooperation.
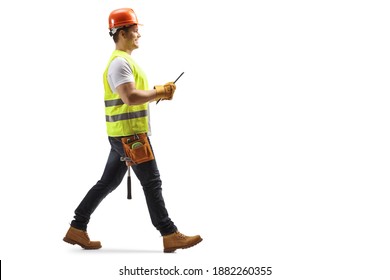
[63,8,202,253]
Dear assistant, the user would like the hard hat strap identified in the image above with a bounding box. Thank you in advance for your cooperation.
[109,27,118,37]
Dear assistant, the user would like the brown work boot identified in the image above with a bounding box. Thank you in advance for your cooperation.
[63,226,102,249]
[163,231,202,253]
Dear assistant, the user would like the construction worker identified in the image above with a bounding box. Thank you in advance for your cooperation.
[63,8,202,253]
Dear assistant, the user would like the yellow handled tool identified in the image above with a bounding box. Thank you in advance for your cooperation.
[156,72,184,104]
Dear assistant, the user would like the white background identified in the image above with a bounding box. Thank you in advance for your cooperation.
[0,0,389,279]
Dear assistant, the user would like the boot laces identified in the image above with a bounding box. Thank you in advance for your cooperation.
[82,231,91,240]
[176,232,187,239]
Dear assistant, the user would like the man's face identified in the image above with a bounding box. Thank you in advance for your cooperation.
[125,24,141,50]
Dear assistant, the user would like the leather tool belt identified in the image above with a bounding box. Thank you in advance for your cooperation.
[120,133,155,199]
[121,133,155,166]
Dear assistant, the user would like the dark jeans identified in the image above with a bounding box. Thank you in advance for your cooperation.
[70,136,177,236]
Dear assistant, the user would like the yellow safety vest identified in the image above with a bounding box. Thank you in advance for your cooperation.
[103,50,149,137]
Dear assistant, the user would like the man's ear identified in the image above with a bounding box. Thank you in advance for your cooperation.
[119,29,126,39]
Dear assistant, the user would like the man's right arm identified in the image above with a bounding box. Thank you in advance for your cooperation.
[109,57,175,105]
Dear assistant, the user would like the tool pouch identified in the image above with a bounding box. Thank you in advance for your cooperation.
[121,134,155,200]
[121,133,155,166]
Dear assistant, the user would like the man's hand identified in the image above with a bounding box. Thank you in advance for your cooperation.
[154,82,176,101]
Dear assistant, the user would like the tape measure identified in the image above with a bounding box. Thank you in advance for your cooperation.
[131,142,143,149]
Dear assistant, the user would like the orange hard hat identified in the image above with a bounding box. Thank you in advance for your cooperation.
[108,8,141,31]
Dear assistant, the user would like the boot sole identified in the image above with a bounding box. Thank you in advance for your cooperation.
[164,237,203,253]
[63,237,102,250]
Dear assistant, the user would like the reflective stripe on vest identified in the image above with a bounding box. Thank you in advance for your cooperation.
[105,110,148,122]
[105,99,124,107]
[103,50,149,137]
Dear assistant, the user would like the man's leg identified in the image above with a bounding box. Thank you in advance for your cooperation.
[71,147,127,231]
[131,158,177,235]
[131,139,202,252]
[64,141,127,249]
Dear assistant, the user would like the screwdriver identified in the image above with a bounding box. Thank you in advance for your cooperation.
[156,72,184,104]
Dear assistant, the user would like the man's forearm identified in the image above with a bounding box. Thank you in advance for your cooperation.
[126,89,157,105]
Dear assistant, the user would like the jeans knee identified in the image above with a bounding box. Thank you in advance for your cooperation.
[142,178,162,192]
[94,179,120,194]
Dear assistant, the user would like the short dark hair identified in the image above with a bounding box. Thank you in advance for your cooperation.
[111,25,134,43]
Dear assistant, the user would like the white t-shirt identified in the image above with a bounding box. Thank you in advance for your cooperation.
[107,57,134,92]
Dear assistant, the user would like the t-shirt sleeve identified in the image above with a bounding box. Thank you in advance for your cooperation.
[107,57,135,91]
